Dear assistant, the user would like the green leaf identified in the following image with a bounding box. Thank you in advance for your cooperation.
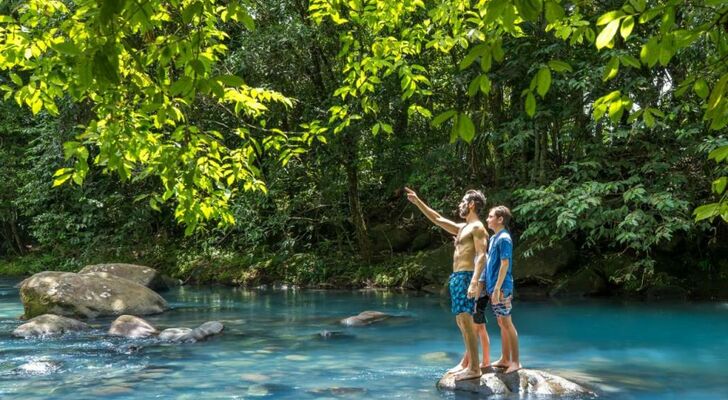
[51,41,82,56]
[597,10,624,26]
[215,74,246,87]
[629,0,646,12]
[544,0,564,22]
[525,92,536,116]
[694,79,709,99]
[620,55,641,68]
[468,76,481,97]
[603,56,619,81]
[547,60,573,73]
[432,110,457,127]
[536,67,551,98]
[514,0,542,21]
[480,75,492,94]
[456,113,475,143]
[693,203,719,221]
[9,73,22,86]
[712,177,727,195]
[596,19,620,49]
[620,16,634,39]
[643,108,655,127]
[171,76,194,96]
[709,145,728,162]
[640,37,659,67]
[484,0,508,25]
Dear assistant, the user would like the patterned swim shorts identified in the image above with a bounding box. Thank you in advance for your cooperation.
[449,271,475,315]
[489,290,513,317]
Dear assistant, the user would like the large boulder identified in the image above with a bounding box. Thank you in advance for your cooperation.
[19,271,168,319]
[79,263,169,291]
[514,240,577,280]
[12,314,88,338]
[158,321,224,343]
[437,368,592,396]
[370,224,413,253]
[108,315,158,338]
[550,268,608,298]
[340,311,391,326]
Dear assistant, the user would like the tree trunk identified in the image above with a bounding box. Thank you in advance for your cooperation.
[342,131,371,259]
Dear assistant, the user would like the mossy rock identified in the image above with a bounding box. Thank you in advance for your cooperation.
[550,268,608,298]
[514,240,577,280]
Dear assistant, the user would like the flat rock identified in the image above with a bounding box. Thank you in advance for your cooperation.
[12,314,88,338]
[340,311,391,326]
[79,263,168,290]
[158,321,224,343]
[437,368,593,397]
[108,315,158,338]
[19,271,168,319]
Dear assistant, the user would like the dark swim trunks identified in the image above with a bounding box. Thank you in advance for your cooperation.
[449,271,475,315]
[472,296,489,324]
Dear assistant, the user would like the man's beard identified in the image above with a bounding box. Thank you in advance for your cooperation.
[458,205,468,218]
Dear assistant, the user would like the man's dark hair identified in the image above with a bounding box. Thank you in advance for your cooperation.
[464,190,487,215]
[490,205,512,226]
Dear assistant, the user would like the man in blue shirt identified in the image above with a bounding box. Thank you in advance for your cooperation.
[479,205,521,373]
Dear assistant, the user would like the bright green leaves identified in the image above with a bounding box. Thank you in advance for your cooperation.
[696,146,728,222]
[0,0,298,234]
[593,90,633,124]
[596,17,621,49]
[432,111,476,143]
[521,61,571,116]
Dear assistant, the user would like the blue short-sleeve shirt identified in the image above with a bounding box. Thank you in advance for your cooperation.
[479,229,514,295]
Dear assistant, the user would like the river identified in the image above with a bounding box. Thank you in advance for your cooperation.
[1,277,727,399]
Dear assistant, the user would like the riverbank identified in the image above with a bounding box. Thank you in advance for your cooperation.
[3,241,727,301]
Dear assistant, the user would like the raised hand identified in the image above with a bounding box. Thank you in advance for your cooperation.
[404,187,419,204]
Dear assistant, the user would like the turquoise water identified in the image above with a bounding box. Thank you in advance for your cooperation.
[1,277,727,399]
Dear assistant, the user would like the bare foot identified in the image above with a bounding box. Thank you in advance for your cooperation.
[454,368,482,381]
[504,362,522,374]
[491,358,509,368]
[479,362,491,369]
[447,363,466,374]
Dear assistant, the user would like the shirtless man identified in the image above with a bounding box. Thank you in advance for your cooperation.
[405,187,488,381]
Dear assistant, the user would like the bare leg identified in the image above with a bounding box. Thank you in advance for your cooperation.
[492,317,510,368]
[475,324,490,368]
[448,318,468,373]
[454,313,481,381]
[501,316,521,373]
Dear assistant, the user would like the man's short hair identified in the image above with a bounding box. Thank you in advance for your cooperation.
[490,205,512,226]
[464,190,487,215]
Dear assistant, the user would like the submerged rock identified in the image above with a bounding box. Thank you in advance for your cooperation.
[159,321,224,343]
[12,314,88,338]
[14,360,62,375]
[108,315,158,338]
[79,263,169,291]
[340,311,391,326]
[19,271,168,319]
[315,330,354,340]
[437,368,593,396]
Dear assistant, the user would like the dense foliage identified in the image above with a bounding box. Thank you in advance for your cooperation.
[0,0,726,295]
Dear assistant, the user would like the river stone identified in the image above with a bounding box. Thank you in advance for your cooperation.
[79,263,168,290]
[19,271,168,319]
[12,314,88,338]
[340,311,391,326]
[159,321,224,343]
[437,368,592,396]
[108,315,158,338]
